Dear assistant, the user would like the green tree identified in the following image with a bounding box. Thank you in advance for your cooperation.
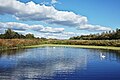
[25,33,35,39]
[4,28,16,39]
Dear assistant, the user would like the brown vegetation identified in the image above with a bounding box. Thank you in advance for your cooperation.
[0,39,120,50]
[0,39,43,50]
[45,40,120,47]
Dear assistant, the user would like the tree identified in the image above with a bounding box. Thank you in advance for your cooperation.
[0,34,5,39]
[25,33,35,39]
[4,28,16,39]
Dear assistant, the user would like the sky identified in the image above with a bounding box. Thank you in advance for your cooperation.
[0,0,120,39]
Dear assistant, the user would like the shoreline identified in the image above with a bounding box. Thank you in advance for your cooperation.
[0,44,120,51]
[24,44,120,50]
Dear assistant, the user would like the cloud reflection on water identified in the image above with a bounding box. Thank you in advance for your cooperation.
[0,47,120,80]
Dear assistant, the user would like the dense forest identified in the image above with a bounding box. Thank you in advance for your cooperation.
[0,28,36,39]
[70,28,120,40]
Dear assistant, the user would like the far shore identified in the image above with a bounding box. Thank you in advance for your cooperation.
[0,44,120,51]
[24,44,120,50]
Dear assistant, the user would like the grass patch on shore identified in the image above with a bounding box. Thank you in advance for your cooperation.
[24,44,120,50]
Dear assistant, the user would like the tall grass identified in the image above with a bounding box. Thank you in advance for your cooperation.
[44,40,120,47]
[0,39,43,50]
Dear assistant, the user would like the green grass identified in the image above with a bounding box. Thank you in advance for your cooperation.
[24,44,120,50]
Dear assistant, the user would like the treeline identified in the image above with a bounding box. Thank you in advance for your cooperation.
[0,28,36,39]
[70,28,120,40]
[0,29,47,50]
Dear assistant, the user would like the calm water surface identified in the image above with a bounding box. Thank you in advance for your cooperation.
[0,47,120,80]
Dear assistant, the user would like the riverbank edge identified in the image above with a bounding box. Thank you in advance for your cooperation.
[24,44,120,50]
[0,44,120,51]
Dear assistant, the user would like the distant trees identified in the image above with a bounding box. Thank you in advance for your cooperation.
[4,28,20,39]
[25,33,35,39]
[1,28,120,40]
[0,28,35,39]
[70,28,120,40]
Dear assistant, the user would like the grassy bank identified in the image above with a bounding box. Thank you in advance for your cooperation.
[24,44,120,50]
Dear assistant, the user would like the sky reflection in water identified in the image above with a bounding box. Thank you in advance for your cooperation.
[0,47,120,80]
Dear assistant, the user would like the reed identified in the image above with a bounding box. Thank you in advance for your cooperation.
[44,40,120,47]
[0,39,42,50]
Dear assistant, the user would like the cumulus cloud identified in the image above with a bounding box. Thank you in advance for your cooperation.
[0,29,5,33]
[40,27,64,33]
[6,22,29,30]
[36,33,67,39]
[30,25,64,33]
[0,0,111,31]
[0,21,81,39]
[37,31,81,39]
[0,22,64,33]
[79,24,111,31]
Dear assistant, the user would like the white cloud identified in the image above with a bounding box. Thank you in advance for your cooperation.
[0,29,5,33]
[40,27,64,33]
[36,33,66,39]
[38,31,82,39]
[0,22,64,33]
[0,22,91,39]
[51,0,58,4]
[0,0,111,31]
[79,24,111,31]
[2,22,80,39]
[0,22,5,28]
[40,1,50,5]
[6,22,29,30]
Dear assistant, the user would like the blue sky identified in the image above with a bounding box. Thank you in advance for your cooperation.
[0,0,120,39]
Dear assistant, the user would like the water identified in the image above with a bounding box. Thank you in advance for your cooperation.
[0,47,120,80]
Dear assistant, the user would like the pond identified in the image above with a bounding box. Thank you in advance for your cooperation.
[0,47,120,80]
